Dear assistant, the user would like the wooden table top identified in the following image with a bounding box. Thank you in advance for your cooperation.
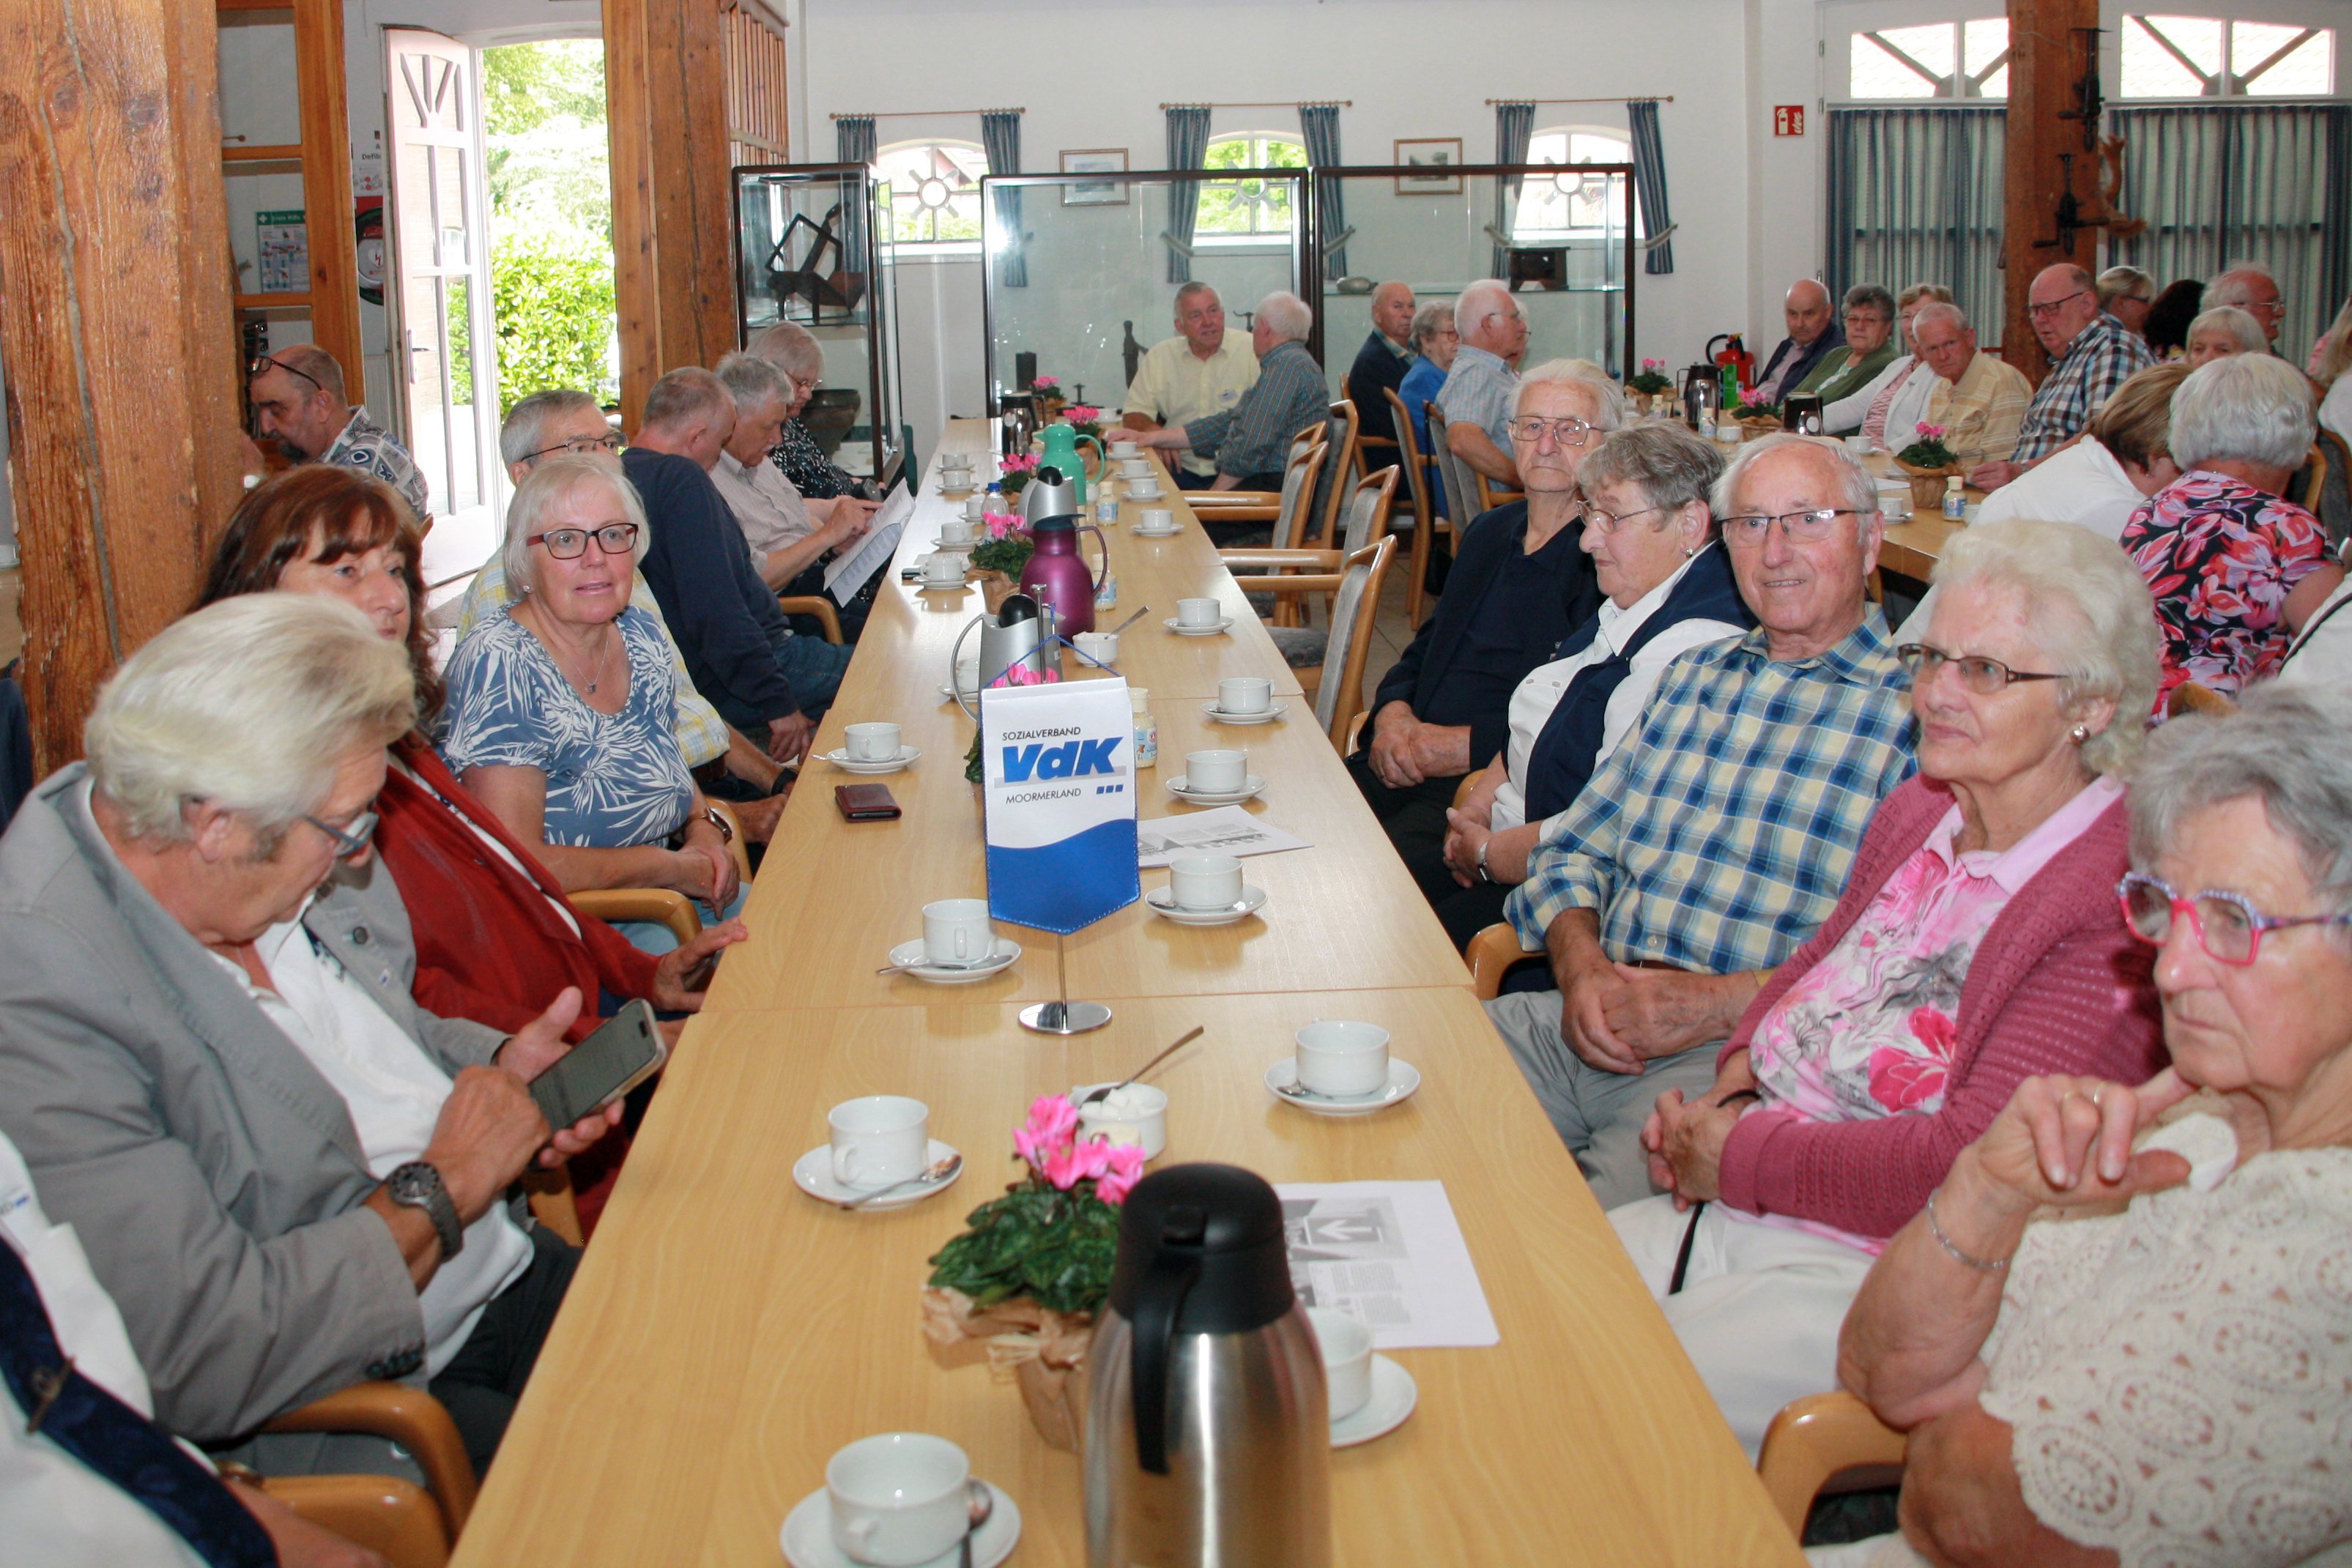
[450,420,1801,1568]
[451,989,1798,1567]
[1864,449,1980,583]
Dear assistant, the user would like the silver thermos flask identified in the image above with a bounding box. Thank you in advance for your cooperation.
[1085,1164,1330,1568]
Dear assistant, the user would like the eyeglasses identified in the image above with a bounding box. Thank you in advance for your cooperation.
[1841,311,1888,326]
[1721,508,1861,547]
[1583,503,1667,535]
[2025,290,2092,319]
[1895,643,2068,694]
[1507,415,1595,447]
[522,432,625,462]
[248,354,324,394]
[527,522,641,560]
[2116,871,2352,965]
[304,809,379,858]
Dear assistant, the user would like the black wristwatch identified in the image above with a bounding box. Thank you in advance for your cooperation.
[385,1161,464,1260]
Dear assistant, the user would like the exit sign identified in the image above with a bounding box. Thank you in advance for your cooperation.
[1773,105,1806,136]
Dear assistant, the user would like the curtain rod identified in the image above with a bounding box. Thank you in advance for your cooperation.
[828,108,1026,120]
[1158,99,1352,110]
[1485,95,1674,105]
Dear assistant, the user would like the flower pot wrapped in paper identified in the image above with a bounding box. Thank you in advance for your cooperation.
[969,515,1034,614]
[998,452,1039,504]
[921,1096,1146,1449]
[1893,427,1963,510]
[1031,376,1065,424]
[1626,360,1674,417]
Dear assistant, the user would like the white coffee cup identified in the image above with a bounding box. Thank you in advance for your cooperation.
[954,657,982,699]
[1182,751,1247,795]
[1119,457,1152,477]
[1845,434,1872,456]
[1074,1080,1169,1159]
[1128,479,1164,499]
[1168,853,1244,910]
[1877,481,1913,521]
[1219,677,1273,715]
[845,722,900,762]
[1307,1305,1375,1422]
[1110,440,1142,459]
[1294,1019,1391,1098]
[922,553,966,587]
[826,1432,970,1566]
[962,494,987,521]
[939,517,975,544]
[1075,631,1120,665]
[921,897,995,967]
[1176,597,1222,629]
[828,1096,930,1190]
[1138,508,1176,533]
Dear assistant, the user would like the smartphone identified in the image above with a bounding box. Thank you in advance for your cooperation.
[836,782,902,821]
[528,999,667,1127]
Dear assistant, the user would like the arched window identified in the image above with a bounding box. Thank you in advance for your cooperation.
[1513,128,1644,242]
[1195,131,1307,243]
[878,140,987,247]
[1846,19,2011,99]
[2119,15,2334,97]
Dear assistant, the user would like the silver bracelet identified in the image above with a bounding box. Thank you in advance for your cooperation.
[1923,1187,2011,1273]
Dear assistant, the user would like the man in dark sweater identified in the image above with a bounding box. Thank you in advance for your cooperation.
[623,368,853,768]
[1345,280,1418,464]
[1349,360,1611,824]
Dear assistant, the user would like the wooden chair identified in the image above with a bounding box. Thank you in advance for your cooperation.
[1466,921,1544,1000]
[2167,680,2237,719]
[261,1472,451,1568]
[1755,1391,1910,1538]
[1224,537,1395,749]
[262,1382,477,1539]
[776,592,845,644]
[1222,469,1401,680]
[1186,424,1327,516]
[1383,386,1452,626]
[2312,428,2351,554]
[1310,399,1362,546]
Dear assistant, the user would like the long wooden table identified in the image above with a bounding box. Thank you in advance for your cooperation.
[450,423,1803,1567]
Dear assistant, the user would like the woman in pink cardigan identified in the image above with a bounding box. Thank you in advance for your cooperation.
[1609,518,2171,1457]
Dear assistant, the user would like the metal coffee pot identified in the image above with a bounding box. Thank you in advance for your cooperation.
[949,592,1056,718]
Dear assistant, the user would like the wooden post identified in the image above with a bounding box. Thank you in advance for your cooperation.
[291,0,363,405]
[2002,0,2099,382]
[0,0,242,772]
[604,0,740,431]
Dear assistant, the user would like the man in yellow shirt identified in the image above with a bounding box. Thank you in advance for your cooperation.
[1120,283,1260,489]
[1912,303,2033,468]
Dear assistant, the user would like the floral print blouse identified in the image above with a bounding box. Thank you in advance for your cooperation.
[2119,469,2331,705]
[1746,778,2123,1252]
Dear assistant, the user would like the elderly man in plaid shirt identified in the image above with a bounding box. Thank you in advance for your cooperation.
[1970,264,2156,491]
[1485,436,1918,1208]
[1129,291,1329,540]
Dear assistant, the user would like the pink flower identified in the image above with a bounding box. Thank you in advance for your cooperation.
[1643,357,1663,371]
[984,512,1025,538]
[1065,405,1102,423]
[1014,1095,1080,1168]
[1095,1143,1147,1204]
[1042,1137,1113,1191]
[1001,453,1039,475]
[1031,374,1058,388]
[1914,423,1946,439]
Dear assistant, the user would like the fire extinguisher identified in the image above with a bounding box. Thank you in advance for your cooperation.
[1705,332,1756,387]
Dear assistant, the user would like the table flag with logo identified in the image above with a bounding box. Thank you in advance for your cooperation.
[981,677,1140,933]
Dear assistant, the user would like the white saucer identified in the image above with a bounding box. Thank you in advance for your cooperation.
[1331,1355,1417,1447]
[823,746,921,774]
[886,937,1021,984]
[916,579,972,595]
[939,685,981,705]
[1145,884,1267,926]
[1127,488,1167,502]
[791,1138,965,1210]
[1201,701,1288,725]
[1165,773,1264,806]
[1131,525,1181,539]
[1164,616,1234,637]
[781,1478,1019,1568]
[1264,1058,1422,1117]
[930,536,978,552]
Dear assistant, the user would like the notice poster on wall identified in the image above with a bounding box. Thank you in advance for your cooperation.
[256,210,308,294]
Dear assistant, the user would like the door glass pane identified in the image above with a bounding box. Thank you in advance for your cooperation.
[2123,15,2220,97]
[2235,22,2332,95]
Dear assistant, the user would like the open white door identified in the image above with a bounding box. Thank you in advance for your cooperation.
[384,26,500,581]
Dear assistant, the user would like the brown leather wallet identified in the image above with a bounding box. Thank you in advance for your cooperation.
[834,783,902,821]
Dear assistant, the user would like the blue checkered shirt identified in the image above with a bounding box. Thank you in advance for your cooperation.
[1184,341,1329,480]
[2012,314,2155,463]
[1504,614,1918,975]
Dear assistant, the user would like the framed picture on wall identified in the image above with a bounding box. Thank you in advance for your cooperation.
[1394,138,1463,196]
[1060,148,1129,205]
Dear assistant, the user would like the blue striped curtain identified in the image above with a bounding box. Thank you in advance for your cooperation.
[834,116,876,275]
[1627,100,1674,275]
[1825,107,2005,341]
[1492,102,1534,280]
[1164,105,1212,284]
[981,110,1026,289]
[2109,103,2351,365]
[1299,103,1346,280]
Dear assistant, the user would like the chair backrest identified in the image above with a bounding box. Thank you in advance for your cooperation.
[1315,535,1398,746]
[1310,399,1361,544]
[2167,680,2238,719]
[1337,467,1401,556]
[1425,401,1481,528]
[1381,385,1433,535]
[1272,439,1330,551]
[2314,428,2351,555]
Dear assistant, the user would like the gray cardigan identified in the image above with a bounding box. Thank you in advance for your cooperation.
[0,765,506,1441]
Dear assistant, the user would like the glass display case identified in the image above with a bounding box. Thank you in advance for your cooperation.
[979,169,1313,415]
[1310,163,1640,391]
[733,162,908,486]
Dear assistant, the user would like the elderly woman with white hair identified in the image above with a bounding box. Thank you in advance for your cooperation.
[2183,303,2268,368]
[1613,516,2170,1459]
[2120,352,2342,705]
[746,319,880,502]
[440,456,743,943]
[1352,360,1608,828]
[0,595,620,1465]
[1819,682,2352,1568]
